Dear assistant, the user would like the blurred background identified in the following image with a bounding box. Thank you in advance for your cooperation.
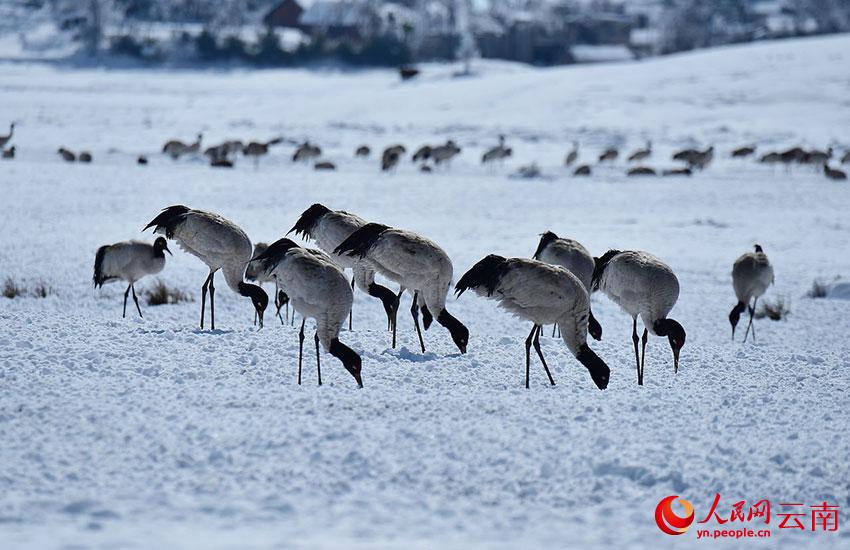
[2,0,850,69]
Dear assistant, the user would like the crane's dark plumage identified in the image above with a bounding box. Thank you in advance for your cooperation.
[454,254,512,297]
[288,203,332,238]
[143,205,191,238]
[591,249,622,291]
[253,237,301,273]
[532,231,559,260]
[93,246,111,288]
[333,223,391,258]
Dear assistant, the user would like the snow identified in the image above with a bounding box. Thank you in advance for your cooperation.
[569,44,636,63]
[1,34,850,548]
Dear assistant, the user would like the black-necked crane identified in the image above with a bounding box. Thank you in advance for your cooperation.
[841,151,850,164]
[481,135,511,166]
[314,161,336,171]
[253,238,363,388]
[289,203,397,330]
[592,250,686,385]
[78,151,92,163]
[0,123,13,149]
[731,145,756,158]
[730,244,774,343]
[598,148,618,163]
[242,137,282,167]
[355,145,371,157]
[412,145,432,163]
[627,140,652,162]
[382,147,401,171]
[824,164,847,180]
[573,164,591,176]
[334,223,469,355]
[293,141,321,163]
[144,205,268,330]
[246,242,290,325]
[533,231,602,341]
[93,237,171,318]
[565,141,579,167]
[2,146,14,159]
[163,133,202,160]
[431,140,461,165]
[627,166,656,176]
[455,255,610,390]
[58,147,75,162]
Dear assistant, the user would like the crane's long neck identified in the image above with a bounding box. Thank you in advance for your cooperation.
[558,309,588,358]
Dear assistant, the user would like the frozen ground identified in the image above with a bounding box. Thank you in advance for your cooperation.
[1,35,850,548]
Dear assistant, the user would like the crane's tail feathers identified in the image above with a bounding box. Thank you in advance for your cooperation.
[288,203,331,238]
[532,231,558,260]
[591,249,622,291]
[143,205,190,238]
[93,245,110,288]
[333,223,390,258]
[252,237,300,273]
[455,254,509,297]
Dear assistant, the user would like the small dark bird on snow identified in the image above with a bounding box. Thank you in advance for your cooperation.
[573,164,592,176]
[58,148,75,162]
[824,164,847,180]
[627,166,656,176]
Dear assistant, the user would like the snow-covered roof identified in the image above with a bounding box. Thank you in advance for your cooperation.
[569,44,634,63]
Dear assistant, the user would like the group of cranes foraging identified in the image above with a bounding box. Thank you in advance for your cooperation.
[90,202,777,392]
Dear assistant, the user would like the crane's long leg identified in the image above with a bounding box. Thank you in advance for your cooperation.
[208,272,216,330]
[200,272,212,329]
[349,276,355,331]
[640,327,648,386]
[410,291,425,353]
[551,324,556,338]
[524,324,536,389]
[744,297,758,343]
[131,284,143,318]
[314,331,322,386]
[632,318,641,386]
[297,319,305,385]
[123,283,131,318]
[391,288,403,348]
[532,324,556,386]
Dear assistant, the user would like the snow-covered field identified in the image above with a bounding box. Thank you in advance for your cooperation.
[1,35,849,549]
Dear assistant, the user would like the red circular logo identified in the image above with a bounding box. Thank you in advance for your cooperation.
[655,495,695,535]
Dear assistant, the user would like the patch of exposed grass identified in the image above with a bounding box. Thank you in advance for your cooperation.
[806,279,829,299]
[144,279,193,306]
[756,296,790,321]
[2,277,23,298]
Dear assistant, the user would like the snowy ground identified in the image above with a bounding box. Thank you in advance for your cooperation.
[1,35,849,549]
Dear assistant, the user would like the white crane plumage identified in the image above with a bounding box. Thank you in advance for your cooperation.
[289,204,397,330]
[93,237,171,318]
[533,231,602,341]
[254,238,362,387]
[456,255,610,389]
[144,205,268,330]
[334,223,469,354]
[730,244,774,342]
[592,250,686,385]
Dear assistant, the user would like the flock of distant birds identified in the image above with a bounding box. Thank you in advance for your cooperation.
[1,122,847,180]
[92,203,775,390]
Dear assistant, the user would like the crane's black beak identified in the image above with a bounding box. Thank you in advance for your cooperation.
[164,244,173,256]
[672,346,680,374]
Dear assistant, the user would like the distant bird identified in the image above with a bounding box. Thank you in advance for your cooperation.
[431,140,461,165]
[662,167,692,177]
[412,145,432,163]
[210,158,233,169]
[204,144,229,164]
[565,141,579,167]
[573,164,592,176]
[2,146,14,159]
[481,135,511,165]
[137,155,148,165]
[245,242,290,325]
[242,137,282,167]
[627,140,652,163]
[627,166,656,176]
[779,146,805,167]
[598,148,618,163]
[253,238,362,388]
[93,237,171,318]
[144,205,268,330]
[0,123,14,149]
[382,148,401,171]
[759,152,780,164]
[674,146,713,170]
[456,255,609,390]
[78,151,92,163]
[824,164,847,180]
[355,145,371,157]
[57,148,75,162]
[384,144,406,158]
[292,141,321,163]
[841,151,850,164]
[730,244,774,343]
[804,147,832,166]
[533,231,602,341]
[314,160,336,171]
[162,133,202,160]
[290,204,397,330]
[593,250,686,385]
[420,164,433,173]
[731,145,756,158]
[334,223,469,354]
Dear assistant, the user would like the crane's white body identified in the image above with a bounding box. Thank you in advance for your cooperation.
[96,241,165,284]
[732,250,774,304]
[535,237,594,294]
[596,251,680,333]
